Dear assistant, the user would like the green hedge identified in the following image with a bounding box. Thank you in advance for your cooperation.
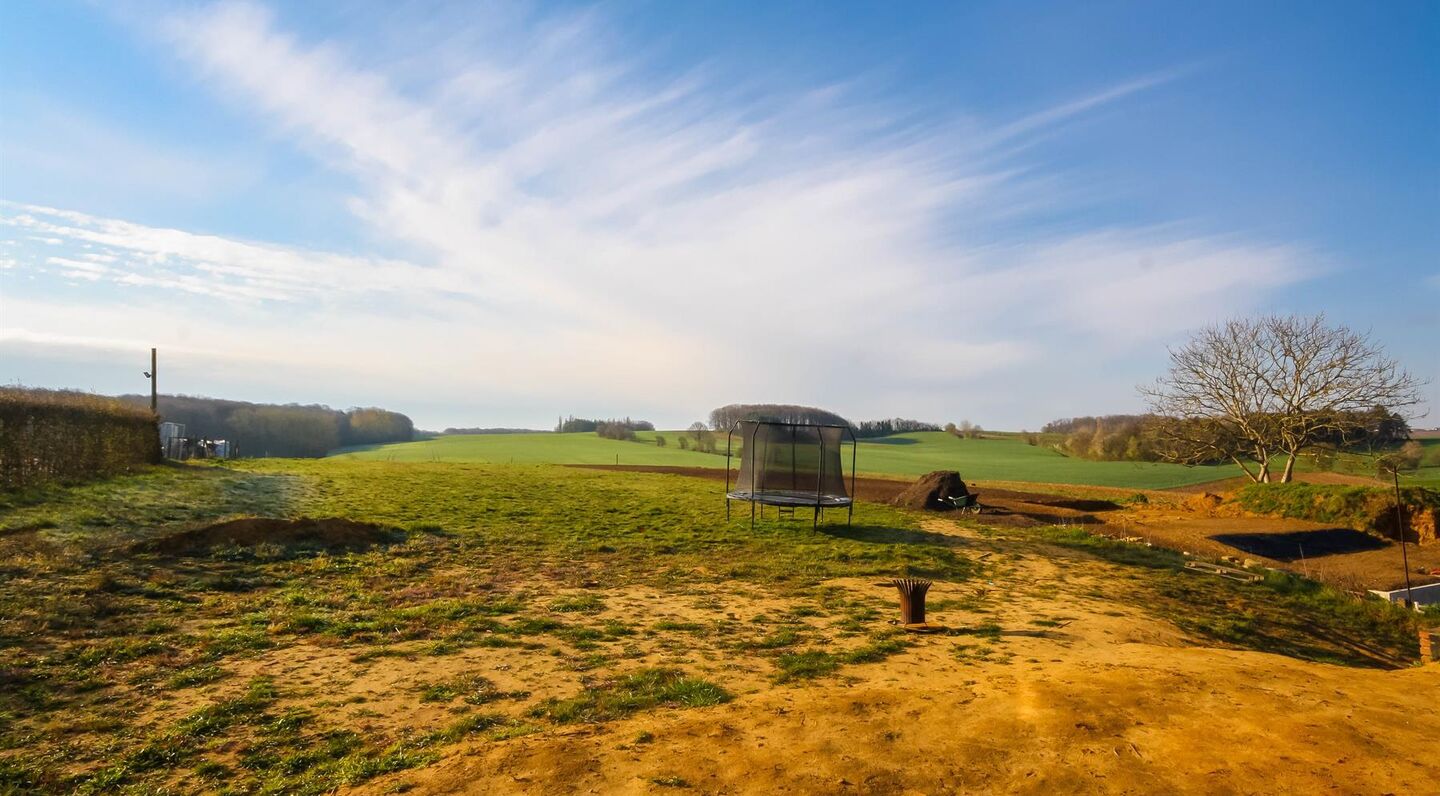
[0,387,160,490]
[1234,482,1439,539]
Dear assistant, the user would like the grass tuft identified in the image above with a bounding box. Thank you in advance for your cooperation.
[531,668,731,724]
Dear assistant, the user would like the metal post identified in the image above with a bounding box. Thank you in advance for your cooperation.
[149,347,157,415]
[814,426,824,528]
[1393,468,1414,608]
[725,426,734,520]
[749,422,759,530]
[847,427,857,527]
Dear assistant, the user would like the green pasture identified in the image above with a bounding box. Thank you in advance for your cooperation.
[329,431,722,467]
[331,431,1243,490]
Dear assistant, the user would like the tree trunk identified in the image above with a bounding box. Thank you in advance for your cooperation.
[1279,453,1297,484]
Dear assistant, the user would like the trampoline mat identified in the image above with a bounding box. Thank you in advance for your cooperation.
[727,490,853,508]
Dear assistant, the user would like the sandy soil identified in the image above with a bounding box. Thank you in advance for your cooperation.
[343,516,1440,795]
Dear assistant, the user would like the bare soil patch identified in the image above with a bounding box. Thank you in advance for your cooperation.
[137,516,402,555]
[1104,511,1440,590]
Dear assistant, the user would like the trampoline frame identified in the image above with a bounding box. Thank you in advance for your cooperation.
[725,420,857,529]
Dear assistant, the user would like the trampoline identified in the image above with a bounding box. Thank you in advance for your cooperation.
[725,420,857,528]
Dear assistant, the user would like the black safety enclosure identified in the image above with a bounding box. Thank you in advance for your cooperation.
[725,420,857,528]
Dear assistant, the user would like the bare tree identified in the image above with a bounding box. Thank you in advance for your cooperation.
[1141,314,1423,483]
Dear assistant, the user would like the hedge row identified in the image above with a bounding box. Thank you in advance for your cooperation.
[0,387,160,490]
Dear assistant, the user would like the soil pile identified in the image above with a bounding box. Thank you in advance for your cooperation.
[1186,492,1224,514]
[1374,504,1438,545]
[139,517,402,555]
[890,471,970,511]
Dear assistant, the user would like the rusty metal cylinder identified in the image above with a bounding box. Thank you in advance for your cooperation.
[890,578,932,625]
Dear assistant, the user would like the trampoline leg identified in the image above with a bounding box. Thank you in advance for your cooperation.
[814,506,820,529]
[726,499,730,521]
[750,499,755,530]
[847,504,853,528]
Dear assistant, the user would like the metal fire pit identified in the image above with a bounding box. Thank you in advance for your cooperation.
[878,577,943,633]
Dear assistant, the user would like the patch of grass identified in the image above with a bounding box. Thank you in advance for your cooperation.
[76,677,280,792]
[530,668,731,724]
[773,636,908,682]
[951,621,1004,641]
[1233,483,1438,535]
[414,674,527,705]
[774,650,840,681]
[422,712,505,744]
[167,664,228,689]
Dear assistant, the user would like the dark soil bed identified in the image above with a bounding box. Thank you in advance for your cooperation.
[137,517,402,555]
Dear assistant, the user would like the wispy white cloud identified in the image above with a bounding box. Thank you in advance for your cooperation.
[1,202,454,304]
[0,1,1315,426]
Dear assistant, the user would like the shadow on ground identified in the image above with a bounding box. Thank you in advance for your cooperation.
[1211,528,1388,561]
[820,523,970,549]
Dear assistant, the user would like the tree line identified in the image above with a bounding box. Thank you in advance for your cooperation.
[555,415,655,435]
[1043,409,1412,466]
[120,394,415,458]
[707,403,938,438]
[708,404,850,430]
[852,418,942,438]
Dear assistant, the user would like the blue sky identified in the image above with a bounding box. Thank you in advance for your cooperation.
[1,1,1436,430]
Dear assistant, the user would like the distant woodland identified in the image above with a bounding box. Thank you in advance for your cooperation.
[1042,408,1412,465]
[554,416,656,439]
[119,394,415,458]
[707,404,938,438]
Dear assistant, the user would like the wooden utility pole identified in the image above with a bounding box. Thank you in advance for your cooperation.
[143,348,158,415]
[1393,468,1413,608]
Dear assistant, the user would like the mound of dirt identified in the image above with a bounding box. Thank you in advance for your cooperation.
[139,517,402,555]
[1372,504,1439,545]
[890,471,970,511]
[1186,492,1225,514]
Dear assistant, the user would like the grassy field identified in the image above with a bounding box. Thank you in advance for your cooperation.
[0,459,1428,794]
[330,431,724,468]
[332,431,1245,489]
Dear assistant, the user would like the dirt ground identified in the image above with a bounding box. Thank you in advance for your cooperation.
[1109,506,1440,592]
[341,515,1440,795]
[573,465,1440,592]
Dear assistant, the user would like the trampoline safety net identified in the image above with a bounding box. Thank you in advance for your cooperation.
[726,421,853,519]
